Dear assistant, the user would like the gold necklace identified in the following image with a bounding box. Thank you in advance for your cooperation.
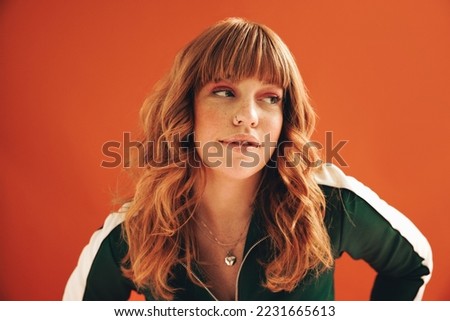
[195,216,251,267]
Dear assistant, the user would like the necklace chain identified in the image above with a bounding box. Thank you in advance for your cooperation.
[194,215,252,267]
[196,218,249,247]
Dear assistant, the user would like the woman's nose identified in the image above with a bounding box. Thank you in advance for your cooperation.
[232,99,259,127]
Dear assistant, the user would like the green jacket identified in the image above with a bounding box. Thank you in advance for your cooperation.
[63,165,432,300]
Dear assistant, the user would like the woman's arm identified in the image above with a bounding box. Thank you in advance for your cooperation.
[317,164,433,300]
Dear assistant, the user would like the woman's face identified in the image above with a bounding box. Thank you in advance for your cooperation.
[194,77,283,180]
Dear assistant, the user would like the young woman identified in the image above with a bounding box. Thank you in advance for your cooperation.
[63,17,432,301]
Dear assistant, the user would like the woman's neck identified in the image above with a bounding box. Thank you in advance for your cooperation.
[196,171,261,229]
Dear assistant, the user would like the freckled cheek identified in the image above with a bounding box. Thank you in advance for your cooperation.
[206,109,227,124]
[264,115,283,140]
[194,106,229,142]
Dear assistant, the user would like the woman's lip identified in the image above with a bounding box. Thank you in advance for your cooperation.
[219,134,261,147]
[219,141,261,148]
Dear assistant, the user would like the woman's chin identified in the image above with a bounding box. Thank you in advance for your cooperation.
[203,161,266,181]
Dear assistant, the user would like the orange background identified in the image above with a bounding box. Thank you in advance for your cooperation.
[1,0,449,300]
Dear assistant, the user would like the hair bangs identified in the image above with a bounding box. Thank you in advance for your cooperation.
[195,21,291,90]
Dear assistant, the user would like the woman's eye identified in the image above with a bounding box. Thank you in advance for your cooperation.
[262,96,281,104]
[212,89,234,97]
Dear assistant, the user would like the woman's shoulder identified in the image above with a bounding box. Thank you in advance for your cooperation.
[79,202,131,264]
[312,163,421,246]
[313,163,358,190]
[313,163,385,205]
[313,163,404,221]
[100,202,130,232]
[89,202,130,247]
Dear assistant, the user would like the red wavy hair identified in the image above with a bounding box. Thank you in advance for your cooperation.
[122,17,333,300]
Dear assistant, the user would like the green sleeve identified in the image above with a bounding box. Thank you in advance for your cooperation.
[83,224,136,300]
[324,186,431,300]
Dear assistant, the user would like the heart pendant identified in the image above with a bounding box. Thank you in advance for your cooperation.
[224,254,237,266]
